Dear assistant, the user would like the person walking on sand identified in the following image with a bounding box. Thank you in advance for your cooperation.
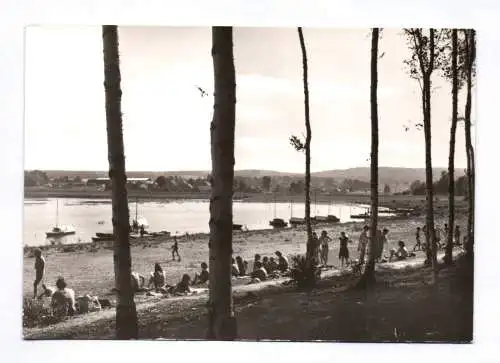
[338,232,350,269]
[358,225,369,264]
[33,248,45,299]
[319,230,332,266]
[171,236,181,261]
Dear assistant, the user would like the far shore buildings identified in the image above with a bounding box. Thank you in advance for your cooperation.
[85,177,153,190]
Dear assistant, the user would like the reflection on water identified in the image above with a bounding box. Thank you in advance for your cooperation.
[23,198,370,247]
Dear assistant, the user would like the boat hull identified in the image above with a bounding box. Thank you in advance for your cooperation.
[46,231,76,238]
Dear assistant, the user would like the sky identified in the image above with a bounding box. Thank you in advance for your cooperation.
[24,26,474,173]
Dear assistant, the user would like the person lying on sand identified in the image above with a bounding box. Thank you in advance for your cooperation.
[51,277,76,319]
[37,284,54,300]
[76,294,101,314]
[232,258,240,277]
[389,241,410,262]
[235,256,247,276]
[275,251,289,273]
[250,261,268,282]
[148,263,168,292]
[193,262,209,285]
[33,248,45,299]
[168,274,192,295]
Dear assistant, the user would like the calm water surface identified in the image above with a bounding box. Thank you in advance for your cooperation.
[23,198,372,246]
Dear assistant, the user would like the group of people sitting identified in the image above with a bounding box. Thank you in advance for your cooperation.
[130,263,194,296]
[247,251,290,283]
[37,277,110,320]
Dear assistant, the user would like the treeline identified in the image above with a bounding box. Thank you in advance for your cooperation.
[401,171,468,196]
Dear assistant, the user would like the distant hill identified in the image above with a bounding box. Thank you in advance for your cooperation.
[34,167,465,185]
[312,167,466,184]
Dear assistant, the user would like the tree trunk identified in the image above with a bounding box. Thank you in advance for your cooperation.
[298,27,314,263]
[207,26,237,340]
[102,25,138,340]
[445,29,458,265]
[424,29,437,276]
[357,28,379,288]
[464,29,475,258]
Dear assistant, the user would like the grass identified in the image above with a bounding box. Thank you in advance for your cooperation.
[24,253,473,341]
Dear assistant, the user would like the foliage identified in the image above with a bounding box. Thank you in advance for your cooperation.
[289,254,320,289]
[261,176,272,192]
[22,298,59,328]
[408,172,468,196]
[289,135,305,152]
[438,29,476,89]
[24,170,49,187]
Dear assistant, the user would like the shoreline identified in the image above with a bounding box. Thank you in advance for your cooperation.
[24,188,466,210]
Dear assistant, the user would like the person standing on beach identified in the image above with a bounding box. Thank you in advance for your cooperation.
[171,236,181,261]
[358,225,369,264]
[319,230,332,266]
[338,232,350,268]
[33,249,45,299]
[412,227,422,252]
[454,225,461,246]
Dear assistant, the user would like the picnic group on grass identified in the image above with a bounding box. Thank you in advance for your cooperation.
[30,223,464,322]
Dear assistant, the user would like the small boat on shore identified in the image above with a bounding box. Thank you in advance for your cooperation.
[269,218,288,228]
[95,232,113,238]
[312,215,340,224]
[232,224,243,231]
[289,217,306,227]
[92,236,113,242]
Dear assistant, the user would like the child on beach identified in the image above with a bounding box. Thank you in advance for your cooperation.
[250,261,268,282]
[412,227,422,252]
[319,230,332,266]
[131,271,146,292]
[168,274,192,295]
[171,236,181,261]
[235,256,247,276]
[275,251,289,273]
[253,254,262,272]
[267,257,279,273]
[193,262,209,285]
[375,228,389,261]
[454,225,461,246]
[358,225,369,264]
[148,263,167,292]
[33,249,45,299]
[338,232,350,268]
[389,241,409,262]
[232,258,240,277]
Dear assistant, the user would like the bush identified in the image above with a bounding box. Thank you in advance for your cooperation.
[23,298,51,328]
[290,254,320,289]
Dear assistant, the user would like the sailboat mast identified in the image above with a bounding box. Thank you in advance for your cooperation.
[273,195,277,218]
[135,197,138,221]
[56,199,59,227]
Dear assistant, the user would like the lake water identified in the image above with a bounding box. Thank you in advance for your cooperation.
[23,198,371,247]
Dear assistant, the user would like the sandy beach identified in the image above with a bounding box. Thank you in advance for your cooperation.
[23,213,466,302]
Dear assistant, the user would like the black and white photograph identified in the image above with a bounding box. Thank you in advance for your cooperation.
[20,25,476,342]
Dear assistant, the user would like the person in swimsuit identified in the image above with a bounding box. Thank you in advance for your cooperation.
[51,277,76,319]
[235,256,247,276]
[319,230,332,266]
[171,236,181,261]
[33,249,45,299]
[358,225,369,264]
[148,263,167,291]
[338,232,350,268]
[193,262,209,285]
[412,227,422,252]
